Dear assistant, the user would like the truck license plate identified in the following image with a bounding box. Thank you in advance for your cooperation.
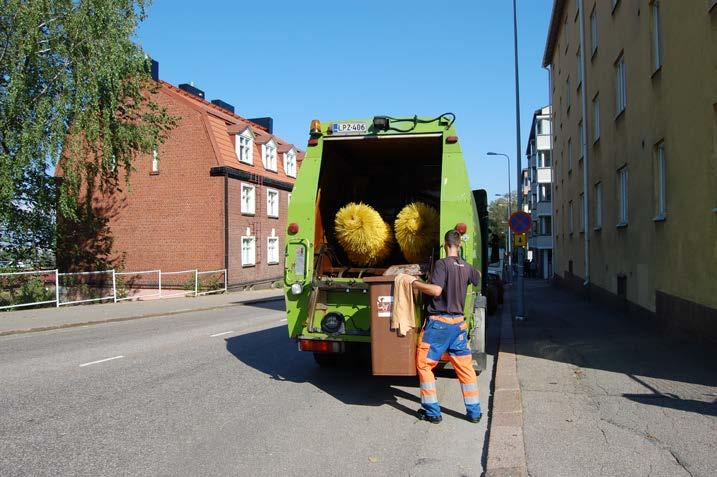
[331,122,369,135]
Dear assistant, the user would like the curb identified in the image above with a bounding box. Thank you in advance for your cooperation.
[484,296,528,477]
[0,295,285,337]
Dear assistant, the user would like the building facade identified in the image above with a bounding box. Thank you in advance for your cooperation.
[524,106,554,279]
[58,67,303,288]
[543,0,717,338]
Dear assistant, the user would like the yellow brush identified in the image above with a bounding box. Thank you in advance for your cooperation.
[395,202,440,264]
[335,203,393,266]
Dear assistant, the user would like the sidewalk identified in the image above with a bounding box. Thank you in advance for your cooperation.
[515,280,717,477]
[0,288,284,336]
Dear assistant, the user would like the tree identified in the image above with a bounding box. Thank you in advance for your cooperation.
[0,0,176,268]
[487,193,518,253]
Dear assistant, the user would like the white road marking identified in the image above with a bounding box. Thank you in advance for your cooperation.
[209,331,234,337]
[279,319,287,323]
[79,355,125,367]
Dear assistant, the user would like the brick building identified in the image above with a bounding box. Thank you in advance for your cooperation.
[59,70,303,288]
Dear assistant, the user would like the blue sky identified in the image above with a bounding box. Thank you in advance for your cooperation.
[137,0,553,200]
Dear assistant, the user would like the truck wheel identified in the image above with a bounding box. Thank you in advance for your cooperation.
[313,353,339,367]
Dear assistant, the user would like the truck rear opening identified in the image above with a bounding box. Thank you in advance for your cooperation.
[317,135,443,272]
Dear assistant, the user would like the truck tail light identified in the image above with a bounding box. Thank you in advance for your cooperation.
[299,339,343,353]
[446,135,458,144]
[455,223,467,234]
[308,138,319,146]
[288,223,299,234]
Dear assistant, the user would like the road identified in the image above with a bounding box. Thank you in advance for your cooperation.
[0,300,495,476]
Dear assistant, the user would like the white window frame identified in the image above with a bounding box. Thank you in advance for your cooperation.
[283,149,297,178]
[651,1,663,72]
[241,236,256,267]
[262,140,278,172]
[594,182,603,230]
[151,148,159,173]
[240,182,256,215]
[590,6,598,55]
[267,236,279,265]
[615,54,627,115]
[617,167,629,226]
[266,188,279,218]
[593,94,601,142]
[655,142,666,219]
[236,130,254,165]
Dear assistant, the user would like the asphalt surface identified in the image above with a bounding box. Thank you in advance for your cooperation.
[0,300,496,476]
[516,281,717,477]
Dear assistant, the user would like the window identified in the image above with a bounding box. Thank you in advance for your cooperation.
[236,131,253,164]
[612,0,620,12]
[568,138,573,171]
[590,6,598,55]
[655,142,666,219]
[539,184,552,202]
[566,77,572,111]
[151,148,159,173]
[266,188,279,218]
[577,47,583,87]
[537,118,551,135]
[578,120,584,160]
[579,193,585,233]
[617,167,628,226]
[240,183,256,215]
[569,200,574,234]
[593,94,601,142]
[540,216,552,235]
[284,150,297,177]
[594,182,603,230]
[651,1,663,71]
[241,236,256,267]
[615,54,627,115]
[262,141,277,171]
[538,151,552,167]
[267,236,279,265]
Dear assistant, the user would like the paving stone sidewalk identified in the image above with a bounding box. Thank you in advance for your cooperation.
[0,288,284,335]
[515,280,717,477]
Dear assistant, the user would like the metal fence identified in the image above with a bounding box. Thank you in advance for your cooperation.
[0,268,227,311]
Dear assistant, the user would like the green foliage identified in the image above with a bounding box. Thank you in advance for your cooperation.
[0,274,55,309]
[487,193,518,251]
[0,0,177,268]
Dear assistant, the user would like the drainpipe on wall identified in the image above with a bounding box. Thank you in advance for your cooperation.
[578,0,591,288]
[224,171,229,278]
[545,65,555,281]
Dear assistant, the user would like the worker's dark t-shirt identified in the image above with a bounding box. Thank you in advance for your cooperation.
[427,257,480,316]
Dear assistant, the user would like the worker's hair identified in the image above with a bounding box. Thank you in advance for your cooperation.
[444,229,462,248]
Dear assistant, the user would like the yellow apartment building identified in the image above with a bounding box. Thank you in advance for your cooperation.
[543,0,716,338]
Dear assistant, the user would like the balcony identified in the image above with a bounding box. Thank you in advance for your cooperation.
[536,134,551,151]
[537,167,552,183]
[535,200,552,216]
[529,234,553,249]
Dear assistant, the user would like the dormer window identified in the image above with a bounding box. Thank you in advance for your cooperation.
[262,139,277,172]
[236,130,253,165]
[284,149,297,177]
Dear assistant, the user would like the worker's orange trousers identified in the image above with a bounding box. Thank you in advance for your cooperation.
[416,315,481,419]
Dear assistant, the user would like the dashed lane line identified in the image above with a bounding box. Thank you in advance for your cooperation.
[79,356,125,367]
[209,331,235,338]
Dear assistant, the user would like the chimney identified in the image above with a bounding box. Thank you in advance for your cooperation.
[211,99,235,114]
[150,59,159,81]
[248,117,273,134]
[178,83,205,99]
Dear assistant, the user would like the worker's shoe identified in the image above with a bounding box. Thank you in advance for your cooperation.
[466,412,482,423]
[417,409,442,424]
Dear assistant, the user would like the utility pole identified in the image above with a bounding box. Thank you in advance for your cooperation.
[513,0,526,320]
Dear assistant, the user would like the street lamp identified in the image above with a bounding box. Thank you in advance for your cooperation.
[487,152,512,283]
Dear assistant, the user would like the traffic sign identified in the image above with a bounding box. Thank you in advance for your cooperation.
[509,211,532,234]
[514,233,527,247]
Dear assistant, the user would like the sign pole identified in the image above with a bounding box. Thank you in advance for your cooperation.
[512,0,526,320]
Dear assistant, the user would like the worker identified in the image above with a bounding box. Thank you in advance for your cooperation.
[411,229,482,424]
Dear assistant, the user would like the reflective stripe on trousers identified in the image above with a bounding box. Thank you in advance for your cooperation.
[416,317,481,419]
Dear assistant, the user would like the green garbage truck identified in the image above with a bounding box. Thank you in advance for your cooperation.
[284,114,488,374]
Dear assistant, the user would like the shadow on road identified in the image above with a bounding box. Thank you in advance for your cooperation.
[514,279,717,417]
[224,324,475,420]
[231,299,285,312]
